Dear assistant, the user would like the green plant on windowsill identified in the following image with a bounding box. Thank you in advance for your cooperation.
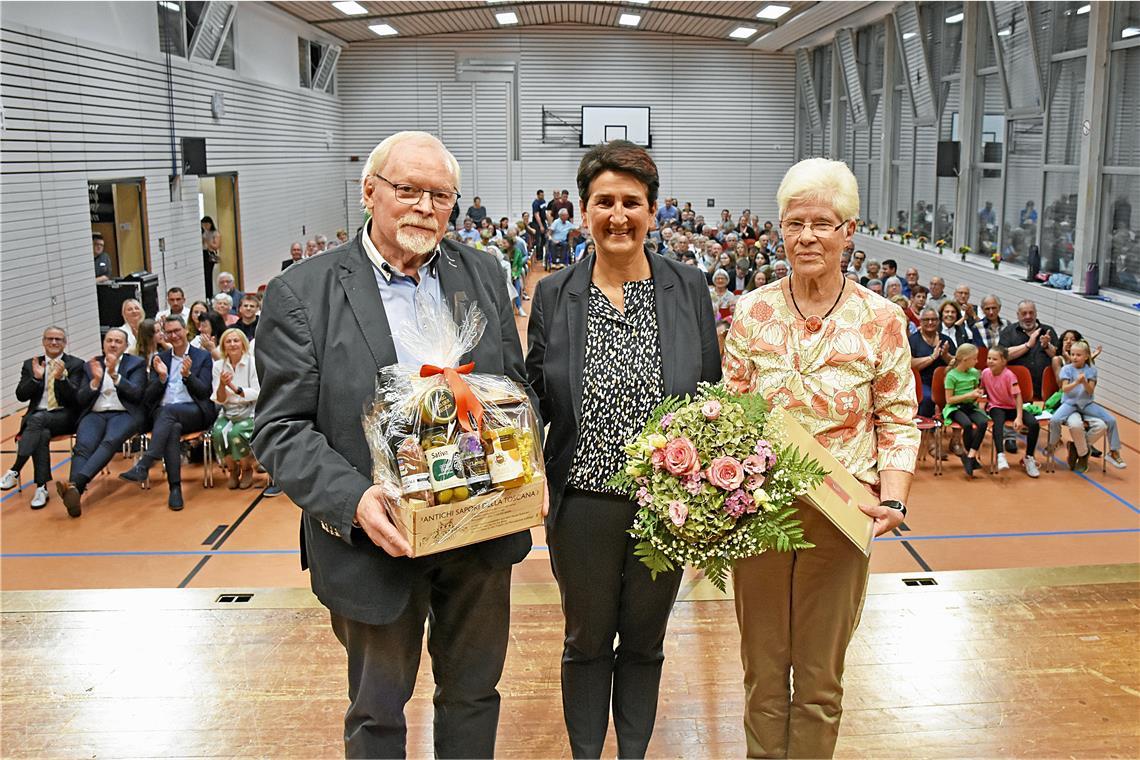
[958,244,972,262]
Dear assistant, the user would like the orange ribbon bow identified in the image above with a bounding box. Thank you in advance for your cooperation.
[419,362,483,432]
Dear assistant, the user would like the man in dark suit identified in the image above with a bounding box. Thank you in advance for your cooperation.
[281,241,303,270]
[0,327,85,509]
[57,328,148,517]
[252,131,538,759]
[119,315,216,510]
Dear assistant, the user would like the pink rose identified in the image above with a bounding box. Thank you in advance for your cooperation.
[669,500,688,527]
[701,399,722,420]
[745,473,766,490]
[742,454,768,475]
[650,449,666,470]
[706,456,745,491]
[663,437,701,476]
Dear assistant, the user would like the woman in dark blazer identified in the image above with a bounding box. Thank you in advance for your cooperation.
[526,140,721,759]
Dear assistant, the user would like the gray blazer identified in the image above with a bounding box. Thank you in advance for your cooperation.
[252,234,536,625]
[525,252,722,533]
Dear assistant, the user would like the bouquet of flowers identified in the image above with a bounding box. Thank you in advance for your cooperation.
[936,238,947,254]
[917,235,928,250]
[608,384,826,591]
[990,251,1002,270]
[958,244,972,261]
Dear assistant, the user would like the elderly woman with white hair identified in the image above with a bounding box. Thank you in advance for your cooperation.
[723,158,919,758]
[710,267,738,321]
[211,327,259,489]
[211,292,239,326]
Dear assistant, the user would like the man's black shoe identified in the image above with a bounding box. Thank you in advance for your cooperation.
[168,485,184,511]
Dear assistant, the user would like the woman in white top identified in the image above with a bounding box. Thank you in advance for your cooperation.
[119,299,145,352]
[210,328,260,489]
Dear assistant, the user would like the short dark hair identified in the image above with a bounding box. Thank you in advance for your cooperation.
[92,232,104,241]
[911,284,929,296]
[883,259,898,270]
[162,314,186,328]
[991,344,1010,360]
[167,287,184,297]
[536,189,544,195]
[576,140,659,207]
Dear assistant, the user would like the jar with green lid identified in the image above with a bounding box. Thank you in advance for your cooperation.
[421,426,469,503]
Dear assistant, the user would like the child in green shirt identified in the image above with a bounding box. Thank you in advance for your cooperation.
[944,343,989,477]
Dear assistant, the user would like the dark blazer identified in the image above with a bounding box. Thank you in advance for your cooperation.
[15,353,86,432]
[252,234,537,625]
[143,346,217,422]
[525,252,722,532]
[75,353,149,428]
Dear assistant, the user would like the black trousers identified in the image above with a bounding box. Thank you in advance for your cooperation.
[989,406,1040,455]
[71,411,138,490]
[141,402,208,486]
[13,409,74,485]
[549,488,683,759]
[950,407,989,452]
[329,553,512,759]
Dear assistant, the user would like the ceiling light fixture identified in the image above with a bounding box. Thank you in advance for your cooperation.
[368,23,398,36]
[945,12,964,24]
[997,27,1012,36]
[1123,26,1140,38]
[332,1,368,15]
[730,26,758,39]
[902,31,917,40]
[756,4,790,20]
[1076,5,1090,15]
[619,13,641,27]
[628,0,651,4]
[159,1,180,10]
[495,11,518,25]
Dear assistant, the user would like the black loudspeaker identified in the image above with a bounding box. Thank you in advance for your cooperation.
[96,281,142,329]
[936,141,960,177]
[182,137,207,175]
[1026,244,1041,281]
[121,271,160,316]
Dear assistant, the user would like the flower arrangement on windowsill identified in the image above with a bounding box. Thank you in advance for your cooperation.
[868,223,879,236]
[885,227,897,241]
[902,231,913,246]
[991,251,1002,270]
[856,218,865,233]
[917,235,928,250]
[935,239,947,255]
[958,245,972,262]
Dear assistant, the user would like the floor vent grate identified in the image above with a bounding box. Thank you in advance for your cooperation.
[902,578,938,587]
[216,593,254,603]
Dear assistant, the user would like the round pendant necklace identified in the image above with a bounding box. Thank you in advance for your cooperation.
[789,276,846,333]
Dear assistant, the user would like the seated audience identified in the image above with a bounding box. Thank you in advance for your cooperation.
[232,295,260,342]
[1,327,85,508]
[120,298,145,352]
[1047,341,1126,471]
[866,278,883,295]
[975,295,1008,349]
[746,269,768,292]
[927,276,950,310]
[155,287,190,323]
[118,316,217,510]
[861,259,881,285]
[282,242,303,270]
[906,285,928,328]
[710,269,737,322]
[212,292,239,326]
[191,312,225,360]
[216,272,243,306]
[212,329,260,490]
[980,345,1040,477]
[129,318,161,363]
[58,329,148,517]
[999,300,1059,400]
[939,301,984,348]
[772,261,789,280]
[884,276,904,300]
[1052,329,1102,381]
[186,300,211,337]
[910,306,955,418]
[943,343,989,477]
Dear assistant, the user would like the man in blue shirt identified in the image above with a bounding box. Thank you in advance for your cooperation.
[457,217,481,245]
[547,208,578,269]
[656,197,679,228]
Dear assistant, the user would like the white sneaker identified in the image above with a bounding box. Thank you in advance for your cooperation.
[1107,451,1127,469]
[0,470,17,490]
[517,308,528,317]
[30,485,49,509]
[1024,458,1040,478]
[996,453,1010,472]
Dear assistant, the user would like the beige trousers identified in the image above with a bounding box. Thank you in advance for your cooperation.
[734,503,870,758]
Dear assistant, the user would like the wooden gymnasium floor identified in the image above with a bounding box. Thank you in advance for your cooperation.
[2,269,1139,757]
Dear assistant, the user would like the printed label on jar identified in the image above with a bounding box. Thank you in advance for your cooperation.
[426,445,465,490]
[487,445,525,483]
[400,471,432,494]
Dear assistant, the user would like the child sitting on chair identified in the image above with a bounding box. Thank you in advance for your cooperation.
[980,345,1040,478]
[1047,341,1126,472]
[943,343,989,478]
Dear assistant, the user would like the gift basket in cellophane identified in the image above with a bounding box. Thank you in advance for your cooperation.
[363,292,545,557]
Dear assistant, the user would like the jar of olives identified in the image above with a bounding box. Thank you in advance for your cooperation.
[422,426,469,503]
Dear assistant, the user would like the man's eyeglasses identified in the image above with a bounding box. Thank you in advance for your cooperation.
[780,219,850,238]
[372,174,460,210]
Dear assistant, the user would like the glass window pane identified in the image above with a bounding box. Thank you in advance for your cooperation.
[859,24,886,93]
[936,78,960,245]
[158,4,185,57]
[1001,118,1043,268]
[978,74,1005,163]
[913,124,938,240]
[992,2,1043,112]
[1102,174,1140,292]
[1104,46,1140,167]
[1041,172,1079,274]
[1046,57,1086,165]
[973,168,1002,260]
[892,85,914,232]
[1112,1,1140,42]
[934,3,964,79]
[978,3,998,71]
[1050,1,1091,54]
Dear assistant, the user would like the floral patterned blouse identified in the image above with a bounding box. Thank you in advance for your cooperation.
[723,281,920,487]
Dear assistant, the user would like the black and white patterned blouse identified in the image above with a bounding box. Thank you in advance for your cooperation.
[568,279,665,494]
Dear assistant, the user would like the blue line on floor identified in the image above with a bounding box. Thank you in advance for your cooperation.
[1,548,299,559]
[0,458,71,504]
[876,527,1140,542]
[1069,468,1140,515]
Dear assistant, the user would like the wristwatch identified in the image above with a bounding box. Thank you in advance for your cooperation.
[880,499,907,518]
